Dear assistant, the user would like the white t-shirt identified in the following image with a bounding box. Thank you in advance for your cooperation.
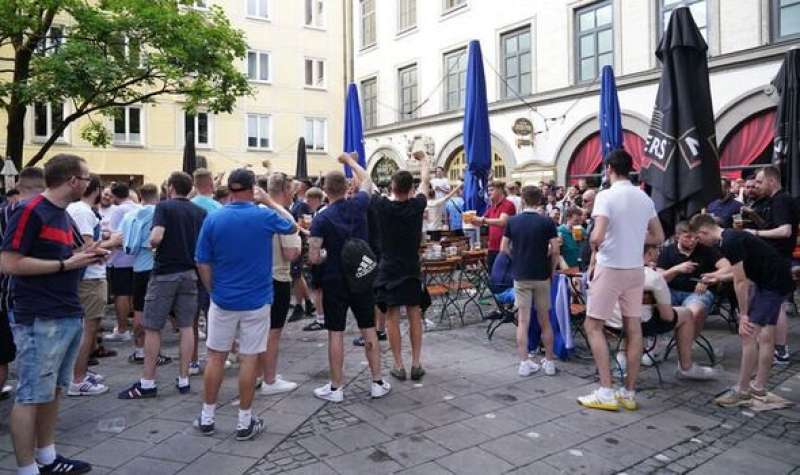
[507,195,522,214]
[67,201,106,280]
[592,181,657,269]
[431,178,451,200]
[606,266,669,328]
[425,203,446,231]
[99,204,115,233]
[271,232,301,282]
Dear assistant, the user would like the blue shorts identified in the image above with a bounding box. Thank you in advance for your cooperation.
[749,287,789,326]
[670,289,715,315]
[10,313,82,404]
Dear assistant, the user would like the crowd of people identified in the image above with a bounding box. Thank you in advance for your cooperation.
[0,148,795,474]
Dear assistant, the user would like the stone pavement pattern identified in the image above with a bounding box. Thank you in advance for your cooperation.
[1,307,799,474]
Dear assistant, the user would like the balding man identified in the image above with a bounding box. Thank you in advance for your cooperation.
[579,188,597,271]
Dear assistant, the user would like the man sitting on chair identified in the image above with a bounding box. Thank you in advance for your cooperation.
[609,244,716,381]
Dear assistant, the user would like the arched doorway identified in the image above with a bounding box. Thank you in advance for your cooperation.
[444,147,507,183]
[719,108,776,179]
[565,130,647,184]
[370,153,400,187]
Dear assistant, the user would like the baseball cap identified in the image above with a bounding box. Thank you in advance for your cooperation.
[227,168,255,192]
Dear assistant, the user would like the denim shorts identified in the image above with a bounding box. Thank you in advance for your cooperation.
[670,289,715,314]
[9,313,82,404]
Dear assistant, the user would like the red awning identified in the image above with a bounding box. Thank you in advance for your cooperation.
[719,109,776,178]
[567,130,647,182]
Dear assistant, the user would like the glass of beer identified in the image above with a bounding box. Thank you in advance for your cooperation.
[733,214,743,230]
[303,214,313,228]
[572,225,584,241]
[463,210,476,225]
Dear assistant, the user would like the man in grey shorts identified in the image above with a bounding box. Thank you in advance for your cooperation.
[119,172,207,399]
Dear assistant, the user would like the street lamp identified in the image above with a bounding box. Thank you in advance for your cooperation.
[1,158,18,195]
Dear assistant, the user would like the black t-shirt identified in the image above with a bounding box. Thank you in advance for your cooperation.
[152,198,206,275]
[367,193,384,260]
[720,229,792,294]
[503,211,558,281]
[657,242,722,292]
[759,191,798,257]
[373,194,426,287]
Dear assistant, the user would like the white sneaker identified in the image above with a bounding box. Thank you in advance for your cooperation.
[313,383,344,403]
[68,378,109,397]
[676,364,716,381]
[86,370,105,384]
[518,360,540,377]
[261,376,298,396]
[103,330,132,342]
[189,361,202,376]
[371,380,392,399]
[541,358,556,376]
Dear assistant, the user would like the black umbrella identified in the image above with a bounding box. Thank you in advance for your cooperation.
[296,137,308,179]
[640,7,721,232]
[182,128,197,175]
[773,48,800,197]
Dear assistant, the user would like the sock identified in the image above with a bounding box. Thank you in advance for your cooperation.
[201,403,216,424]
[17,463,39,475]
[597,387,615,400]
[36,444,56,465]
[373,379,384,386]
[177,376,189,388]
[134,347,144,358]
[238,409,252,429]
[140,378,156,389]
[316,313,324,324]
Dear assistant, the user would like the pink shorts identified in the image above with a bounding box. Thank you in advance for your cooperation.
[587,265,645,320]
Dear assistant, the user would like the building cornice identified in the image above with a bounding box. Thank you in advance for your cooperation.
[364,42,791,137]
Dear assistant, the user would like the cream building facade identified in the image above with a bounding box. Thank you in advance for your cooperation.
[351,0,800,186]
[1,0,347,185]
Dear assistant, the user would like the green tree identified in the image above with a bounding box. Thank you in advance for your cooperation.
[0,0,252,168]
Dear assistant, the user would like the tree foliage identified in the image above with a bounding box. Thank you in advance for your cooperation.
[0,0,252,167]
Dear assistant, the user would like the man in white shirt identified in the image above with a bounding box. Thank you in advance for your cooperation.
[578,150,664,412]
[506,181,523,214]
[430,167,451,200]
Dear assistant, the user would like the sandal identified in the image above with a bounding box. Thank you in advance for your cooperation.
[390,368,407,381]
[410,366,426,381]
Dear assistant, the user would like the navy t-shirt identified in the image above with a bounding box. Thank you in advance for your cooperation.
[152,198,206,275]
[1,196,83,324]
[503,211,558,281]
[310,191,370,283]
[657,242,722,292]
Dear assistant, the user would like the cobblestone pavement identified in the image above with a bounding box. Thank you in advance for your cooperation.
[1,306,799,474]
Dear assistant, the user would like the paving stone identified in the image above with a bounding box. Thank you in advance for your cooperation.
[506,461,565,475]
[422,422,494,452]
[446,393,507,416]
[322,422,392,452]
[690,447,794,475]
[325,446,403,474]
[368,412,435,438]
[212,432,284,458]
[479,433,553,466]
[73,438,153,469]
[541,448,624,475]
[181,451,258,475]
[277,462,338,475]
[437,446,514,475]
[412,402,473,426]
[396,461,454,475]
[116,418,190,444]
[297,435,344,458]
[551,408,627,438]
[576,433,656,467]
[378,435,449,467]
[740,434,800,466]
[460,412,528,438]
[144,433,218,463]
[113,456,185,475]
[364,392,424,416]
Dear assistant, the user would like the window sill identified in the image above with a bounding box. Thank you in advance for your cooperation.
[112,142,144,148]
[249,79,272,85]
[196,144,213,150]
[304,85,327,91]
[359,43,378,54]
[303,24,327,32]
[245,15,271,23]
[440,4,469,21]
[32,137,68,145]
[395,26,418,40]
[247,147,273,152]
[307,149,327,155]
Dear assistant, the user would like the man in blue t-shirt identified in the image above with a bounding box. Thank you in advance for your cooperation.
[444,190,465,236]
[192,168,295,441]
[501,186,560,378]
[2,154,107,475]
[308,153,391,403]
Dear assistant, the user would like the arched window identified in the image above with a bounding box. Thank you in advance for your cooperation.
[719,109,776,179]
[565,130,646,184]
[445,147,507,182]
[370,154,400,186]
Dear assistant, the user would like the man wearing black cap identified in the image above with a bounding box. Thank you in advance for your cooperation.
[193,168,296,440]
[119,171,206,400]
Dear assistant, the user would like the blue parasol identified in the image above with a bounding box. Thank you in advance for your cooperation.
[343,83,367,178]
[599,65,623,159]
[462,40,491,215]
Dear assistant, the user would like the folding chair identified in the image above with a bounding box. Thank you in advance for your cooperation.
[606,291,666,386]
[452,252,487,320]
[422,259,462,327]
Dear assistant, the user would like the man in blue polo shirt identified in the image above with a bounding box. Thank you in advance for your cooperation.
[2,154,108,475]
[193,169,296,441]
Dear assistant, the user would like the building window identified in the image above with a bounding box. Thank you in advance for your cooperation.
[247,114,271,149]
[398,64,418,121]
[305,0,324,27]
[192,1,208,10]
[304,58,326,88]
[247,0,268,19]
[443,48,467,111]
[446,149,506,182]
[361,77,377,129]
[33,103,65,141]
[185,112,210,147]
[36,26,64,56]
[360,0,376,48]
[775,0,800,40]
[113,106,142,145]
[575,1,613,83]
[247,50,270,82]
[398,0,416,32]
[660,0,707,42]
[110,35,142,66]
[443,0,466,14]
[500,27,532,99]
[304,118,327,152]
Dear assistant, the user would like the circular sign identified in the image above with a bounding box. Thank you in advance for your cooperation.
[512,118,534,136]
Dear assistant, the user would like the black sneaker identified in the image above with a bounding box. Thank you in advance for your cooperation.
[236,417,264,441]
[304,300,316,316]
[176,379,191,394]
[303,321,325,331]
[288,305,305,322]
[411,366,426,381]
[377,330,387,341]
[38,454,91,474]
[193,416,215,436]
[118,382,157,400]
[128,352,144,364]
[353,336,365,347]
[775,347,791,365]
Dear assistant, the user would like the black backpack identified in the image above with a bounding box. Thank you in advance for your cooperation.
[341,236,378,294]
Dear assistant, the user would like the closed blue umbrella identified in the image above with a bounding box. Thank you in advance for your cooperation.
[343,83,366,178]
[599,65,623,159]
[463,40,491,215]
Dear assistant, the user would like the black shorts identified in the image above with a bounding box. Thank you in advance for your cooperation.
[310,265,323,290]
[322,279,375,332]
[271,280,292,329]
[110,267,134,297]
[375,278,423,314]
[0,310,15,365]
[750,287,789,326]
[642,310,677,336]
[132,271,151,312]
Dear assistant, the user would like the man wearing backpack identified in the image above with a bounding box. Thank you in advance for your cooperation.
[308,154,391,402]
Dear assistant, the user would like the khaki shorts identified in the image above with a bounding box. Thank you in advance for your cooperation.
[79,279,108,321]
[142,270,198,330]
[206,302,270,355]
[514,279,551,321]
[587,265,645,320]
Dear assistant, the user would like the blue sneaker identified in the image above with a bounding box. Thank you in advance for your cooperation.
[118,382,157,399]
[39,454,91,474]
